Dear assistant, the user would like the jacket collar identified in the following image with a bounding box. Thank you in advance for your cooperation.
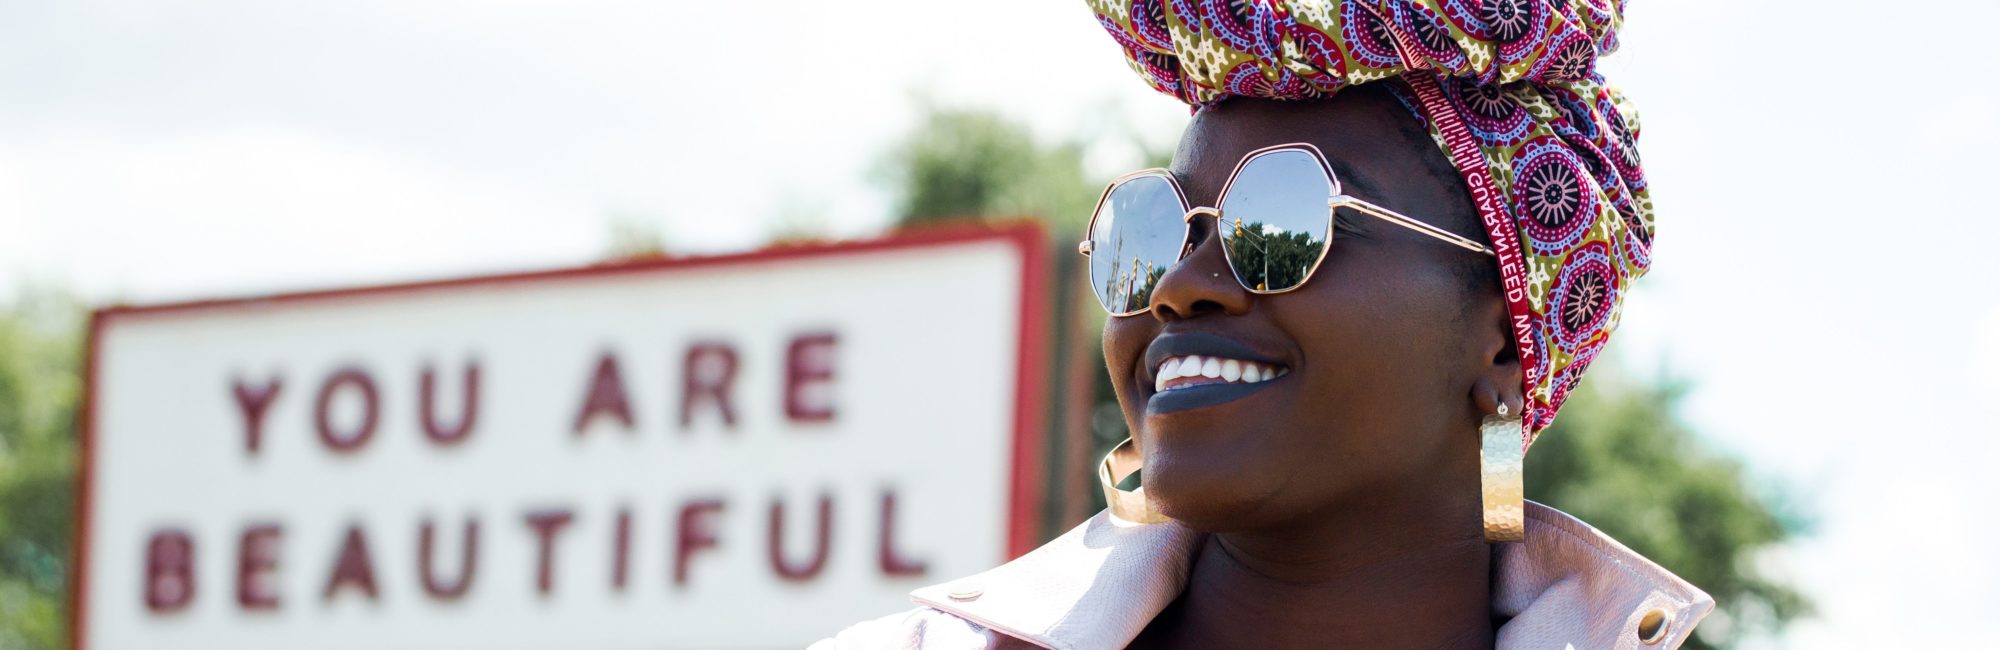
[910,501,1714,650]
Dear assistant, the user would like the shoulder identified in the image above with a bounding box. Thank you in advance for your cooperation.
[808,607,1043,650]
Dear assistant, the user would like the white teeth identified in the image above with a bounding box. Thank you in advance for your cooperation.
[1154,355,1289,391]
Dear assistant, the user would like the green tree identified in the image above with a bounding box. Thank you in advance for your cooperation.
[877,103,1807,648]
[0,287,84,650]
[602,212,672,261]
[1222,220,1323,291]
[1526,365,1809,649]
[875,105,1100,233]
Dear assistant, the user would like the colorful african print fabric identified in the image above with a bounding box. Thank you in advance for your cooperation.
[1086,0,1653,446]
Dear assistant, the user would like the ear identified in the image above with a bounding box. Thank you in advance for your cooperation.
[1467,297,1524,418]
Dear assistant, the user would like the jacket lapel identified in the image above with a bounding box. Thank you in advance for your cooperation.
[1492,504,1715,649]
[910,510,1201,650]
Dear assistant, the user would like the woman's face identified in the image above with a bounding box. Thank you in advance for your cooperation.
[1102,88,1515,532]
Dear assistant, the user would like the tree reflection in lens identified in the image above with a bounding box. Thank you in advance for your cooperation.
[1224,216,1326,292]
[1104,256,1169,313]
[1092,174,1184,314]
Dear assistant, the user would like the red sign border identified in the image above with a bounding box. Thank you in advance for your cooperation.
[70,223,1051,649]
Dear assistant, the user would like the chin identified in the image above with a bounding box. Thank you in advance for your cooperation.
[1142,452,1286,532]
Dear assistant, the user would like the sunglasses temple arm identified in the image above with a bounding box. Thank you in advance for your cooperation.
[1333,197,1497,257]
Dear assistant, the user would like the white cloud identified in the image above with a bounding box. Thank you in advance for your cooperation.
[0,0,1188,302]
[0,123,598,301]
[1982,306,2000,405]
[1778,475,1997,647]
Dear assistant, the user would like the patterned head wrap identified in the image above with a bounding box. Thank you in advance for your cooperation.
[1087,0,1653,446]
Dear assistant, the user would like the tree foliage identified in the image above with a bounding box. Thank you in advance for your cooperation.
[876,106,1099,233]
[1222,220,1322,292]
[878,104,1807,648]
[602,213,672,261]
[1526,366,1809,648]
[0,287,83,650]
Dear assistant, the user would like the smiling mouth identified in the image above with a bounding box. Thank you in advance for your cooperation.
[1154,355,1289,393]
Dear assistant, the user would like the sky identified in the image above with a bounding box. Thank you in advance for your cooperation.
[5,0,1998,646]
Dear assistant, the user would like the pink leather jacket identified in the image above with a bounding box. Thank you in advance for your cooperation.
[814,501,1713,649]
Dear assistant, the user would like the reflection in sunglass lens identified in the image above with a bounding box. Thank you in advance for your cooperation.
[1089,174,1186,314]
[1216,150,1333,292]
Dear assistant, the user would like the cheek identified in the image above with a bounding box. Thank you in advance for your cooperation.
[1101,318,1155,405]
[1288,251,1469,351]
[1272,255,1474,428]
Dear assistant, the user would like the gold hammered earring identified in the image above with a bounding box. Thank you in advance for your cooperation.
[1481,403,1526,542]
[1099,437,1170,524]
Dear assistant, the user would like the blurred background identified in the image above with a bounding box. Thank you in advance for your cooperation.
[3,0,1997,648]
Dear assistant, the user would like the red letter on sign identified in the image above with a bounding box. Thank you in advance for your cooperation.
[237,524,282,611]
[524,510,575,596]
[611,507,633,591]
[679,343,739,431]
[674,498,726,586]
[768,493,833,581]
[144,529,196,613]
[314,367,379,453]
[879,491,928,577]
[420,360,480,446]
[322,525,380,602]
[784,333,838,423]
[419,516,479,600]
[573,352,635,435]
[233,377,282,455]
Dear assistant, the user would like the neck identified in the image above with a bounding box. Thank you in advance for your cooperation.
[1137,491,1495,649]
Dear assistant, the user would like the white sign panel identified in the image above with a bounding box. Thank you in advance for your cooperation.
[78,227,1048,649]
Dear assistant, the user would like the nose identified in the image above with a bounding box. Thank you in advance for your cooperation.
[1147,210,1254,322]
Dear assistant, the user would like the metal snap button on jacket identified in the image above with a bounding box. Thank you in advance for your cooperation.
[945,581,982,602]
[1638,607,1673,645]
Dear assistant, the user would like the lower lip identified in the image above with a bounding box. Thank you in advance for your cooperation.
[1146,377,1283,414]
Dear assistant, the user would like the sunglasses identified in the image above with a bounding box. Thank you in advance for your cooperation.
[1078,143,1496,316]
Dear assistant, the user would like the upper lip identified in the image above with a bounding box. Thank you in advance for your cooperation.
[1142,332,1288,385]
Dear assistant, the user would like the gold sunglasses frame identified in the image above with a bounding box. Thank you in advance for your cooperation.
[1078,142,1496,317]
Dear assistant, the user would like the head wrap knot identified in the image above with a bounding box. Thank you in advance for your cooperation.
[1088,0,1654,445]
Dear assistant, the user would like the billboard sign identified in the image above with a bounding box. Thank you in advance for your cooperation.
[76,226,1048,648]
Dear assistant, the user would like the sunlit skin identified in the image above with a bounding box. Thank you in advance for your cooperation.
[1107,86,1528,649]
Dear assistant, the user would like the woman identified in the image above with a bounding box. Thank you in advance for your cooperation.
[820,1,1710,648]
